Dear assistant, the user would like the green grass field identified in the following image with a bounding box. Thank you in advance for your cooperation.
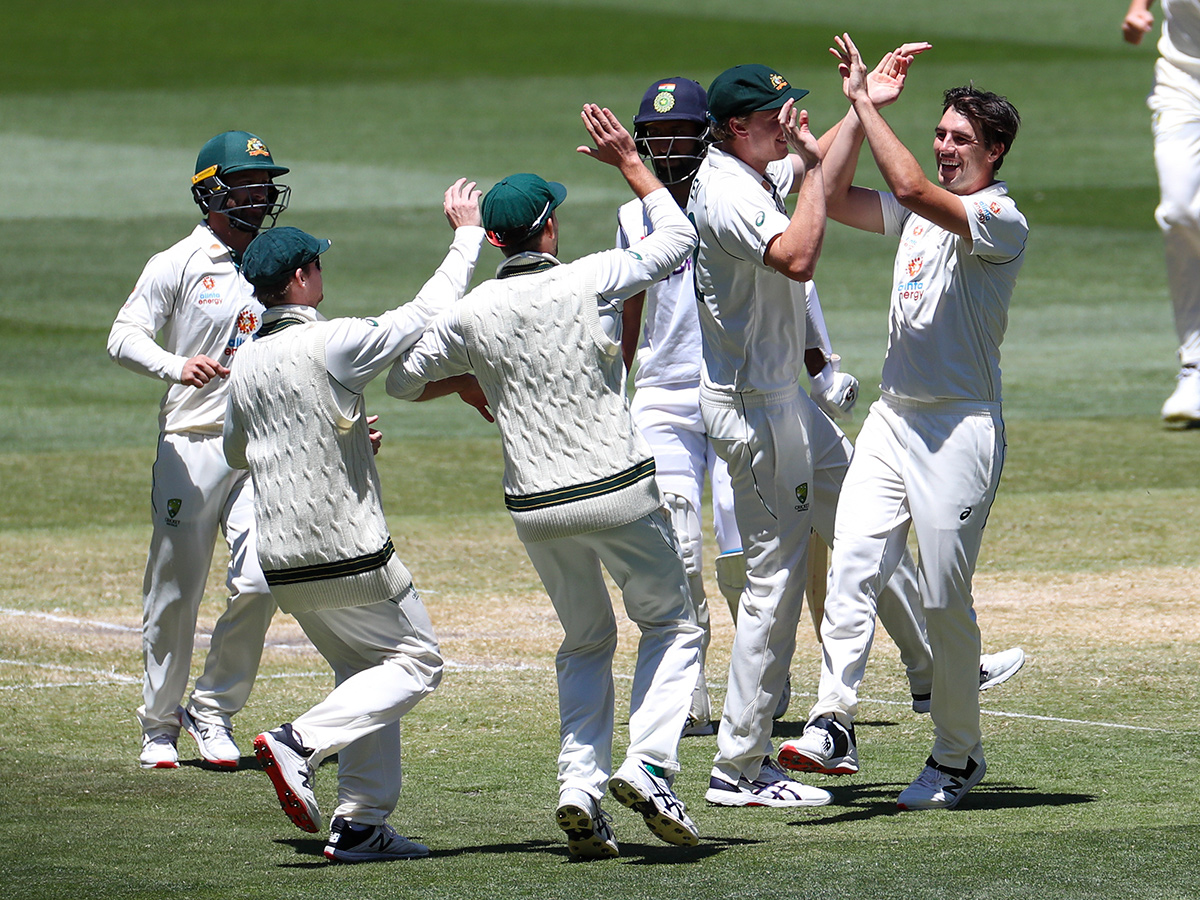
[2,1,1198,898]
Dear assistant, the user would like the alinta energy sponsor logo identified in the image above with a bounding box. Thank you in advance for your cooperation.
[198,275,223,305]
[896,277,925,302]
[906,256,923,278]
[236,309,259,335]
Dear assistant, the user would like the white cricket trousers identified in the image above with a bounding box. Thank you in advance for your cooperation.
[522,512,704,800]
[138,432,275,735]
[703,385,812,781]
[1151,58,1200,367]
[290,588,443,826]
[632,382,739,724]
[821,397,1005,769]
[803,392,932,706]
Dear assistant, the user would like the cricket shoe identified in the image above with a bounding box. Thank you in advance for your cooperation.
[777,715,859,776]
[253,724,321,833]
[705,756,832,808]
[608,759,699,846]
[556,788,619,860]
[139,731,179,769]
[682,715,715,737]
[1162,364,1200,423]
[324,817,429,862]
[897,756,986,810]
[980,647,1025,691]
[180,706,239,768]
[911,647,1027,714]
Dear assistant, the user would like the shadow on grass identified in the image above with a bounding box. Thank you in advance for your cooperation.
[273,834,762,867]
[785,782,1097,826]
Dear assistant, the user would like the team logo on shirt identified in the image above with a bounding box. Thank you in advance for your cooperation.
[165,498,182,526]
[906,256,923,278]
[236,309,259,334]
[794,482,809,511]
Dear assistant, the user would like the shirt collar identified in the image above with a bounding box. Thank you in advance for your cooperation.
[495,251,561,279]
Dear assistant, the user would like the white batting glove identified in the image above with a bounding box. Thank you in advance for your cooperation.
[810,355,858,420]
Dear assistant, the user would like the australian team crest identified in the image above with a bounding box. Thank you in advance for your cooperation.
[246,137,271,157]
[770,73,788,90]
[167,498,182,518]
[792,482,811,511]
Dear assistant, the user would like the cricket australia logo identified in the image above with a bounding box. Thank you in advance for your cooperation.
[246,137,271,157]
[795,482,809,511]
[770,73,788,90]
[165,498,182,526]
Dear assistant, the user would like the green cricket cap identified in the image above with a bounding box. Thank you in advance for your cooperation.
[242,226,330,288]
[481,173,567,247]
[193,130,289,183]
[707,64,809,122]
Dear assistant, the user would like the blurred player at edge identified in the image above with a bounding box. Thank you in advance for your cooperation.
[107,131,287,770]
[1122,0,1200,423]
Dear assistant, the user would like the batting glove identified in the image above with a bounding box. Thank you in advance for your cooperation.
[810,355,858,420]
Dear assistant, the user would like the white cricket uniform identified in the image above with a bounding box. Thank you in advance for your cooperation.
[108,222,276,738]
[688,147,816,784]
[822,183,1027,770]
[1149,0,1200,366]
[389,188,703,801]
[224,224,483,822]
[617,198,737,726]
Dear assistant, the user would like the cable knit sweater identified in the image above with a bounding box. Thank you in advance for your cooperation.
[226,322,412,613]
[390,260,660,542]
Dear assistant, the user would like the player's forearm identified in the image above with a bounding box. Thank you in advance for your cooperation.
[853,96,929,203]
[767,166,827,282]
[824,109,867,214]
[402,226,485,324]
[620,155,664,201]
[107,322,187,383]
[601,190,696,300]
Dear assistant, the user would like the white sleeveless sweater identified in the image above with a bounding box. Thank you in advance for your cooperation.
[460,262,660,542]
[229,321,412,613]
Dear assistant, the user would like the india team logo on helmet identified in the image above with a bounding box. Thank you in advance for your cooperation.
[633,77,711,186]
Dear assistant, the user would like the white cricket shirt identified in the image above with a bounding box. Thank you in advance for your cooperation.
[616,198,702,389]
[688,146,810,394]
[878,182,1028,404]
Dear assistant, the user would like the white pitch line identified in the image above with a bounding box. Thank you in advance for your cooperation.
[0,607,139,633]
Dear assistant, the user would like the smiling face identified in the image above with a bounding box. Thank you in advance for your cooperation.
[933,107,1003,195]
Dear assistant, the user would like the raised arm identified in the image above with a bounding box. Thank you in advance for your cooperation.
[824,41,930,232]
[1122,0,1156,44]
[763,100,826,282]
[833,33,972,241]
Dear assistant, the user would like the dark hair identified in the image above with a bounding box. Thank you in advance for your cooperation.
[253,278,292,307]
[942,86,1020,172]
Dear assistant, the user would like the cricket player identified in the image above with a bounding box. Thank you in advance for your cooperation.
[107,131,287,770]
[387,104,704,860]
[228,181,485,862]
[815,34,1028,810]
[1122,0,1200,422]
[686,63,835,809]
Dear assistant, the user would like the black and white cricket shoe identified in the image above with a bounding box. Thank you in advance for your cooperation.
[556,788,619,860]
[979,647,1025,691]
[897,756,986,810]
[778,715,859,775]
[253,723,321,833]
[181,706,240,768]
[324,817,429,862]
[704,756,832,808]
[608,759,699,846]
